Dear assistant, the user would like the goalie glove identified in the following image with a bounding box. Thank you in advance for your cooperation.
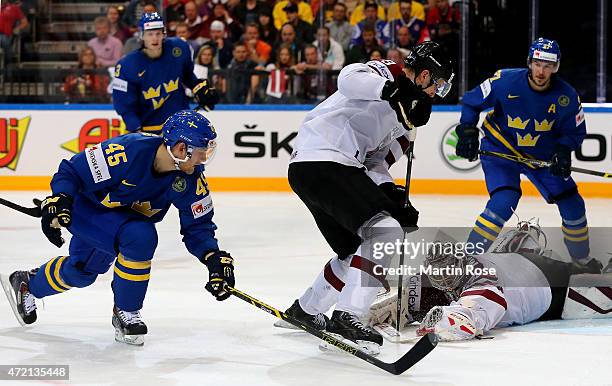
[416,306,482,341]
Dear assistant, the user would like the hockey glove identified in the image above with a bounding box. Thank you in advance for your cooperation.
[455,124,480,161]
[203,250,235,301]
[550,144,572,179]
[193,79,220,111]
[40,193,73,248]
[379,182,419,228]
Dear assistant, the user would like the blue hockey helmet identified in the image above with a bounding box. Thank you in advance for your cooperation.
[527,37,561,72]
[163,110,218,165]
[139,12,165,36]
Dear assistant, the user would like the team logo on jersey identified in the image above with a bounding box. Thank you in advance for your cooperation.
[558,95,570,107]
[440,123,481,171]
[172,47,182,57]
[172,176,186,192]
[0,116,31,171]
[191,195,213,219]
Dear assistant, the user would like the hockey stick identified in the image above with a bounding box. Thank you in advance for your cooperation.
[0,197,42,218]
[396,138,415,332]
[479,150,612,178]
[226,286,437,375]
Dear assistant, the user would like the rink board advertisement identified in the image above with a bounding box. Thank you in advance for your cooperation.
[0,105,611,196]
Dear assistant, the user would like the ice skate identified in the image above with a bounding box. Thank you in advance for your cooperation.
[274,299,329,331]
[320,310,383,355]
[112,306,148,346]
[1,270,38,326]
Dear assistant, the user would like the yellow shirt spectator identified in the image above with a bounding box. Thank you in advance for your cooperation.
[349,3,385,25]
[387,0,425,21]
[273,0,314,30]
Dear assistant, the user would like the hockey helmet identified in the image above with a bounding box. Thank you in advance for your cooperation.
[527,37,561,72]
[139,12,165,36]
[163,110,217,165]
[404,41,454,98]
[423,241,466,292]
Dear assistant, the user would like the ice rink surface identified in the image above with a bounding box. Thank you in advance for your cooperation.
[1,191,611,386]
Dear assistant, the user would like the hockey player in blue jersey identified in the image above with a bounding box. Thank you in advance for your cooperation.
[112,13,219,134]
[0,110,235,345]
[455,38,595,267]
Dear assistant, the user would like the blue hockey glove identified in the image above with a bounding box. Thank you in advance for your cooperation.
[550,144,572,179]
[455,124,480,161]
[203,250,235,301]
[40,193,73,248]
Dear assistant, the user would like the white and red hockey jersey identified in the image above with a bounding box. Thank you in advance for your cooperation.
[442,253,553,333]
[290,60,410,172]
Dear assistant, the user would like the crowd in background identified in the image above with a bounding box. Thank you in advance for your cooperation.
[1,0,461,103]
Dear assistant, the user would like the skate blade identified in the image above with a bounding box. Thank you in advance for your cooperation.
[0,273,26,327]
[273,319,302,330]
[114,330,145,346]
[318,333,380,356]
[373,323,420,344]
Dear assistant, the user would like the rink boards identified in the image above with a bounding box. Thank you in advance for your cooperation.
[0,104,611,196]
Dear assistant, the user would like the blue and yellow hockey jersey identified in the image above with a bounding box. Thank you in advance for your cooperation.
[112,38,200,133]
[460,68,586,160]
[50,133,219,260]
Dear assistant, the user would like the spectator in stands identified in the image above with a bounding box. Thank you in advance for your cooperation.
[244,23,272,66]
[426,0,460,41]
[234,0,271,27]
[107,5,131,43]
[313,0,337,25]
[273,0,313,30]
[346,24,384,64]
[325,2,352,51]
[175,21,199,58]
[200,2,243,43]
[351,1,389,48]
[389,0,427,44]
[0,0,29,67]
[194,45,224,91]
[369,48,383,61]
[294,45,333,102]
[386,0,425,23]
[165,0,186,35]
[264,44,297,103]
[386,47,404,65]
[63,47,110,103]
[206,20,233,68]
[258,9,277,47]
[88,17,123,68]
[349,0,384,26]
[184,1,205,43]
[226,42,259,103]
[396,25,414,53]
[284,3,314,45]
[123,0,160,30]
[313,26,344,70]
[274,23,303,64]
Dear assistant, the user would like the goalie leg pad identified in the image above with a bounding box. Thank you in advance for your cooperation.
[562,274,612,319]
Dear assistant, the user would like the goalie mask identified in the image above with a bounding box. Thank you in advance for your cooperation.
[423,242,466,292]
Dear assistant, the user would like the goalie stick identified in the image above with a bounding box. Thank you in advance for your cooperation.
[479,150,612,178]
[226,286,437,375]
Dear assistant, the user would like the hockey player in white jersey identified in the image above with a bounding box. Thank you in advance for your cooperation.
[282,42,454,354]
[367,223,609,342]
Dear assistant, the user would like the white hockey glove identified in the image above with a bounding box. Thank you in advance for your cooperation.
[416,306,482,341]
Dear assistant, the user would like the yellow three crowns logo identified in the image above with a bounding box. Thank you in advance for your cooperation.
[517,133,540,147]
[507,115,529,130]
